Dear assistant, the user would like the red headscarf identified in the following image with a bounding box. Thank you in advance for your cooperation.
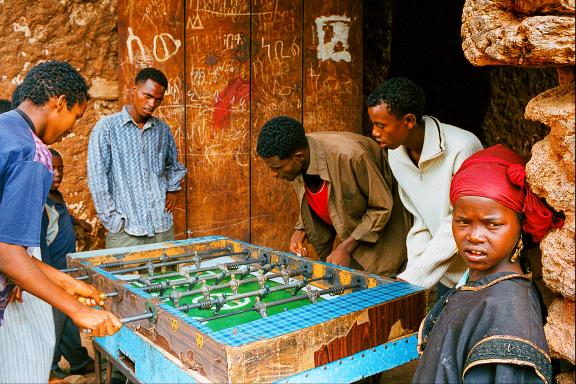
[450,144,563,243]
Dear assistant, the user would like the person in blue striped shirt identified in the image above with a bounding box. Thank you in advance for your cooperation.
[88,68,187,248]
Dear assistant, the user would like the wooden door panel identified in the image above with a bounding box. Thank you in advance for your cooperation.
[118,0,187,238]
[249,0,303,251]
[117,1,363,246]
[303,0,363,133]
[184,0,251,240]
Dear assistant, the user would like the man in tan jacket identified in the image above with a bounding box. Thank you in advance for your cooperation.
[256,116,411,277]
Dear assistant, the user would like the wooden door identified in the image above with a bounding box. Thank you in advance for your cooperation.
[118,0,362,250]
[118,0,187,239]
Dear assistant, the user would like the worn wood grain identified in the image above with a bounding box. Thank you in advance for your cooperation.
[249,0,303,251]
[184,0,252,241]
[303,0,363,133]
[118,0,188,238]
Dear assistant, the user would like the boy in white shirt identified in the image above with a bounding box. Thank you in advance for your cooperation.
[367,77,483,294]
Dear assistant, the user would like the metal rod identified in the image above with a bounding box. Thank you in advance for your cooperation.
[176,279,306,314]
[141,256,268,288]
[138,261,273,295]
[103,247,230,269]
[117,276,344,325]
[62,247,230,274]
[110,251,249,275]
[164,266,307,304]
[200,282,360,323]
[120,312,154,324]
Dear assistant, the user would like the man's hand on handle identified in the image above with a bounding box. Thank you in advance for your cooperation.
[289,230,308,257]
[71,306,122,337]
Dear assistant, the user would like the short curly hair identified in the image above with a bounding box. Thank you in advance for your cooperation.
[11,84,22,109]
[366,77,426,122]
[135,67,168,89]
[17,60,89,109]
[0,99,11,113]
[49,148,62,160]
[256,116,308,159]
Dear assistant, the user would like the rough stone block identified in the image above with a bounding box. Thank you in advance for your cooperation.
[541,227,576,300]
[89,78,119,100]
[556,370,575,384]
[545,298,576,364]
[462,0,575,66]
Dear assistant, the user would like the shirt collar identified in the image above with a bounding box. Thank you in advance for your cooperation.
[305,135,330,181]
[419,115,445,164]
[120,106,155,130]
[14,109,36,132]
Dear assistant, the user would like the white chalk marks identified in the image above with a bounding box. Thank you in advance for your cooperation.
[153,33,182,62]
[315,15,352,62]
[126,27,181,65]
[188,13,204,30]
[13,16,31,37]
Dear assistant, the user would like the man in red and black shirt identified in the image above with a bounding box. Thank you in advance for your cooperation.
[256,116,410,277]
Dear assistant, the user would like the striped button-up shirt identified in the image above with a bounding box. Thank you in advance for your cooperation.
[88,107,187,237]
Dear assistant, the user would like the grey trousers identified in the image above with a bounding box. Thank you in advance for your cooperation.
[105,226,175,249]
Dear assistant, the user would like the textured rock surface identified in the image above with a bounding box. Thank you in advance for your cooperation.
[540,227,576,300]
[556,371,576,384]
[481,67,557,159]
[462,0,576,66]
[462,0,576,373]
[545,298,576,364]
[0,0,119,250]
[525,83,575,300]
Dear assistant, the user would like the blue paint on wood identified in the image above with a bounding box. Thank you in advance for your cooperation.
[95,327,199,383]
[274,334,419,383]
[96,330,419,383]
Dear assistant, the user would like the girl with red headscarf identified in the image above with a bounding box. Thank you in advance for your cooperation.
[413,145,563,384]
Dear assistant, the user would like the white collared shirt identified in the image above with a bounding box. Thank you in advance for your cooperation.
[392,116,483,289]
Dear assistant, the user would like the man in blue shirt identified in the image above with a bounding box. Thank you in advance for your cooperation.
[88,68,187,248]
[0,60,121,382]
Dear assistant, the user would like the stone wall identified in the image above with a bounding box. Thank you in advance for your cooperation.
[0,0,120,250]
[463,0,576,381]
[481,67,557,159]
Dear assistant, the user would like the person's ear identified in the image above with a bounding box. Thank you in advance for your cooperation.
[55,95,67,112]
[405,113,417,130]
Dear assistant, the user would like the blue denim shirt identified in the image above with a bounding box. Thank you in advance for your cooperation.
[87,107,187,237]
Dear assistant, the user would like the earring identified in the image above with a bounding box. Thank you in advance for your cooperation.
[510,237,523,263]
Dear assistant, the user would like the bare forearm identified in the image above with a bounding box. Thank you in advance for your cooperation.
[0,242,82,316]
[32,257,72,290]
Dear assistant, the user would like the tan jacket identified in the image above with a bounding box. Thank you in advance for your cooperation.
[291,132,411,276]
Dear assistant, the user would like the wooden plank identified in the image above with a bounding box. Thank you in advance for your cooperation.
[249,0,303,250]
[184,0,252,241]
[118,0,188,238]
[303,0,363,133]
[227,292,425,382]
[313,293,425,366]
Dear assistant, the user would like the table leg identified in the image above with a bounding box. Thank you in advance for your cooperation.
[105,361,112,384]
[94,347,103,384]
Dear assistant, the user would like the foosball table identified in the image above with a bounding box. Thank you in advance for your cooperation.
[67,236,426,383]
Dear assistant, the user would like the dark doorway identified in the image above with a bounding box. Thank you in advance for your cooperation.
[387,0,489,140]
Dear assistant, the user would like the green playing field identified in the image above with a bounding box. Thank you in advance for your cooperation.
[131,271,324,332]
